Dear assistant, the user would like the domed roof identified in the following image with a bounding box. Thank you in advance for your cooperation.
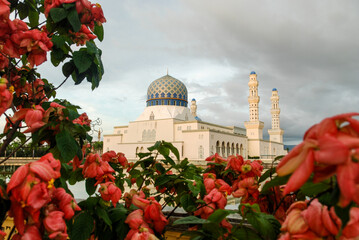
[146,75,188,107]
[250,71,256,75]
[272,88,277,91]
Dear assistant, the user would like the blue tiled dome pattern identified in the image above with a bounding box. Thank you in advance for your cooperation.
[146,75,188,107]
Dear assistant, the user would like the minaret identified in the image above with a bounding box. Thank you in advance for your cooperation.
[268,88,284,143]
[190,98,197,117]
[244,71,264,140]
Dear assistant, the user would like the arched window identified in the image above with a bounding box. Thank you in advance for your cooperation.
[149,112,154,120]
[236,143,239,155]
[231,143,234,155]
[142,130,147,141]
[140,147,144,153]
[216,141,220,153]
[221,142,225,157]
[240,144,243,156]
[226,143,230,157]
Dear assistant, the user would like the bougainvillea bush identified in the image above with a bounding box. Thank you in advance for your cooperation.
[1,0,359,239]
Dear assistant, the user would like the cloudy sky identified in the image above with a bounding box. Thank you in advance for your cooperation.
[38,0,359,145]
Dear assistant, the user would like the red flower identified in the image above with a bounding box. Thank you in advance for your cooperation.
[279,199,342,239]
[43,211,68,239]
[0,0,10,18]
[225,155,244,173]
[102,151,117,162]
[14,29,53,67]
[205,153,227,164]
[342,207,359,239]
[99,182,122,207]
[277,112,359,205]
[0,77,13,116]
[73,112,91,126]
[69,24,96,46]
[53,188,81,220]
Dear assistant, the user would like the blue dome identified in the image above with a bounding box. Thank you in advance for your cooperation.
[146,75,188,107]
[192,98,196,101]
[250,71,256,75]
[272,88,277,91]
[195,116,202,121]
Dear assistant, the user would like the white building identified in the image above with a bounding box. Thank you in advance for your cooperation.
[103,72,287,162]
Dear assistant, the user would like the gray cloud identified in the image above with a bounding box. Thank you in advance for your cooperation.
[30,0,359,145]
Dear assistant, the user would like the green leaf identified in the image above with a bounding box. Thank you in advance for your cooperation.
[86,41,98,54]
[109,206,127,223]
[52,35,66,48]
[163,142,180,161]
[63,61,75,77]
[246,212,281,240]
[73,51,92,74]
[187,180,201,197]
[335,203,353,227]
[232,226,261,240]
[155,163,166,174]
[155,175,173,186]
[17,3,29,20]
[78,197,99,210]
[67,8,81,32]
[70,212,94,240]
[51,48,65,66]
[259,167,276,183]
[67,108,80,121]
[207,209,231,224]
[299,181,331,197]
[173,216,209,225]
[137,152,151,159]
[85,178,97,196]
[94,23,104,41]
[148,141,161,151]
[261,175,290,194]
[136,177,143,188]
[180,194,196,212]
[28,8,39,28]
[158,145,170,156]
[95,207,112,228]
[50,8,67,23]
[56,130,79,162]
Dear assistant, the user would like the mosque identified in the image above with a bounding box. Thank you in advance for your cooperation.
[103,71,287,163]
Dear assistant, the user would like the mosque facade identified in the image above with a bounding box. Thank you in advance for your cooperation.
[103,72,287,162]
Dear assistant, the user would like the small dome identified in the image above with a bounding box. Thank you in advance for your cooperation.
[195,116,202,121]
[192,98,196,101]
[146,75,188,107]
[250,71,256,75]
[272,88,277,91]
